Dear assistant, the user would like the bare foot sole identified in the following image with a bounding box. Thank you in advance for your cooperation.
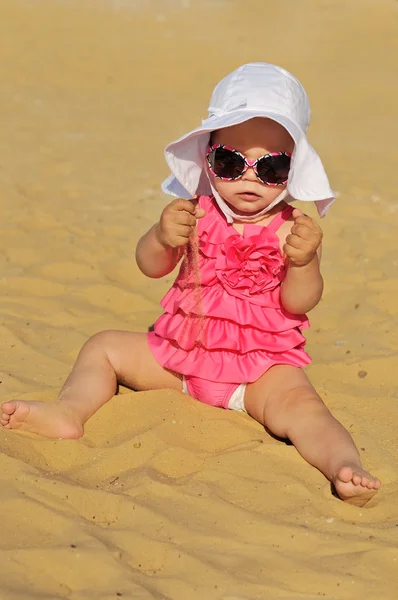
[333,464,381,506]
[0,400,84,439]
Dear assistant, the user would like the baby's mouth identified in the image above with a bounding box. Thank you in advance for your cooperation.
[237,191,262,200]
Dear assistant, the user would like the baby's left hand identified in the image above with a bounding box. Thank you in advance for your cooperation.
[283,208,323,267]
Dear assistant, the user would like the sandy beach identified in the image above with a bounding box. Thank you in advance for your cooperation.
[0,0,397,598]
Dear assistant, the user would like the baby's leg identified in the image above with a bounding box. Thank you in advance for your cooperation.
[244,365,381,506]
[0,331,182,439]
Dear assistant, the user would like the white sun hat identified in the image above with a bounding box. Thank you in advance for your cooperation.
[161,62,335,219]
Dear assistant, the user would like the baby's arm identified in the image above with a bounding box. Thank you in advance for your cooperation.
[136,198,205,278]
[280,209,324,314]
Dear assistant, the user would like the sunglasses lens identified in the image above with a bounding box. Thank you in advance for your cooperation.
[208,147,246,179]
[257,153,291,185]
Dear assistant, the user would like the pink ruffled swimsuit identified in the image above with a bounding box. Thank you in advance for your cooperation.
[147,195,311,408]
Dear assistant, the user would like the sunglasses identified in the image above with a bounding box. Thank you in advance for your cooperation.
[206,144,291,186]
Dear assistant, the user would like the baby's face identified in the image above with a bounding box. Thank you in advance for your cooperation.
[209,118,294,217]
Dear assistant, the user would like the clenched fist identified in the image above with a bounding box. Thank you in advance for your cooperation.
[283,208,323,267]
[155,199,206,249]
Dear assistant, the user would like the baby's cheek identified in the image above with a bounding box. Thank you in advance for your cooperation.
[263,185,287,201]
[212,179,235,197]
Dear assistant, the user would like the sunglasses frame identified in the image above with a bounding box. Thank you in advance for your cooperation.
[206,144,291,187]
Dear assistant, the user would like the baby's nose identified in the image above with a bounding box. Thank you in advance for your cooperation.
[242,164,258,181]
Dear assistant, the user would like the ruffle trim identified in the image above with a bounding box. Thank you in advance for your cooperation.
[148,331,311,383]
[197,210,225,259]
[153,310,307,353]
[160,284,309,331]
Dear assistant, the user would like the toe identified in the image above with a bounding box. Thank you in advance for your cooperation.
[352,473,362,486]
[337,466,353,483]
[369,478,381,489]
[1,402,17,416]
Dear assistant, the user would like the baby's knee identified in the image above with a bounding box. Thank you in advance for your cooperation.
[263,386,326,438]
[81,330,119,355]
[283,385,324,410]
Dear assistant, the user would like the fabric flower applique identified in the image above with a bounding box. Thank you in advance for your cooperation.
[215,228,285,299]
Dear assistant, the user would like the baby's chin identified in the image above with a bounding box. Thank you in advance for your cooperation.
[223,197,273,216]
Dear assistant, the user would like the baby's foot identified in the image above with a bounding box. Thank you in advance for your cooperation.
[0,400,84,439]
[333,464,381,506]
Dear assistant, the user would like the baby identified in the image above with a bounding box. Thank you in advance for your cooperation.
[1,63,380,505]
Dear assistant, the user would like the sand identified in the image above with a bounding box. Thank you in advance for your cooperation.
[0,0,397,598]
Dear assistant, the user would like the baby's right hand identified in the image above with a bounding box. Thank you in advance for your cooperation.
[155,199,206,249]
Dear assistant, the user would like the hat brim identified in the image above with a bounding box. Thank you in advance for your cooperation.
[162,110,335,217]
[166,110,303,158]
